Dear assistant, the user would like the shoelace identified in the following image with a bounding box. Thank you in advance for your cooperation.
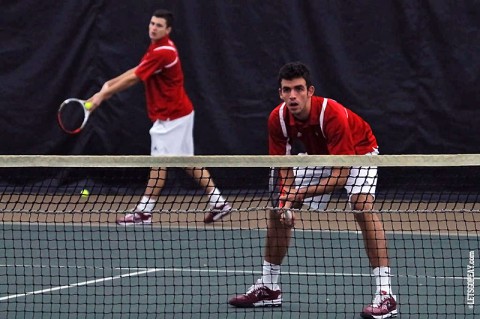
[371,294,392,307]
[247,284,269,293]
[246,286,271,298]
[246,285,259,294]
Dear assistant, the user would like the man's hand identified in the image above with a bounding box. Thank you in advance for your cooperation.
[86,92,105,112]
[279,186,306,206]
[279,208,295,228]
[85,81,113,112]
[277,187,306,228]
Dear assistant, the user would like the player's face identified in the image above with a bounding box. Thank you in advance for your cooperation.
[279,78,314,120]
[149,17,171,42]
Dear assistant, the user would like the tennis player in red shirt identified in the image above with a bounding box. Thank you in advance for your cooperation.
[229,62,397,319]
[88,9,231,225]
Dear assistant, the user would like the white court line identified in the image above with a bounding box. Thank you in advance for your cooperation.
[1,223,478,301]
[2,221,478,238]
[0,268,159,301]
[1,265,478,301]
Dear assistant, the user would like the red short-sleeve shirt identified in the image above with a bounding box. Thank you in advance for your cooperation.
[135,36,193,121]
[268,96,378,155]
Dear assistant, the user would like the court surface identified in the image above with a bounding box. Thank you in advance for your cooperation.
[1,212,479,319]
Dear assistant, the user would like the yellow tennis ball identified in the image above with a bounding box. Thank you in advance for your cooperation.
[80,189,90,197]
[85,102,93,110]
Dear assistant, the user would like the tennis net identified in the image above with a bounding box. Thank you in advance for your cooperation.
[0,154,479,318]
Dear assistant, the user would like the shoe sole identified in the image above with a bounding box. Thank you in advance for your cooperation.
[253,299,282,307]
[229,299,282,308]
[360,309,397,319]
[204,209,232,224]
[116,220,153,226]
[230,301,282,308]
[212,210,231,221]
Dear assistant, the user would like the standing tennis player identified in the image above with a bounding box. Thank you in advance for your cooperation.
[229,62,397,319]
[88,9,231,225]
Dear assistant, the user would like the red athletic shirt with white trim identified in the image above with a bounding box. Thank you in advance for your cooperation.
[268,96,378,155]
[135,36,193,121]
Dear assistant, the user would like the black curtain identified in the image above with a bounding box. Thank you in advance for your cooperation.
[1,1,479,156]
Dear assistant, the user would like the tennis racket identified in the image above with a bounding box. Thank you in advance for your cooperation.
[57,98,93,134]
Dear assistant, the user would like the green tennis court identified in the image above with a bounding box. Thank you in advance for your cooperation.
[1,221,478,318]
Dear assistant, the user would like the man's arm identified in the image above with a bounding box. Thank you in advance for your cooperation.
[280,166,350,203]
[278,167,303,210]
[88,67,140,110]
[102,67,137,90]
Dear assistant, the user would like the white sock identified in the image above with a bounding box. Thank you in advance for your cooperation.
[373,266,392,294]
[135,196,155,213]
[260,260,281,287]
[208,188,226,207]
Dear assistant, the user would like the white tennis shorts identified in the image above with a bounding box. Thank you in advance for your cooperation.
[294,149,379,209]
[344,148,378,198]
[294,163,332,210]
[149,111,195,156]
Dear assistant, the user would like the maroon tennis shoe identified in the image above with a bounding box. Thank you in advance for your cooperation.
[116,211,152,225]
[360,291,397,319]
[204,202,232,223]
[229,282,282,307]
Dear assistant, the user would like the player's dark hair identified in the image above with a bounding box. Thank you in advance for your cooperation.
[278,62,312,88]
[153,9,174,27]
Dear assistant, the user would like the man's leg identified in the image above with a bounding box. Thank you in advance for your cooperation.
[352,194,389,269]
[264,209,292,265]
[134,167,168,212]
[184,167,231,223]
[116,167,167,225]
[143,167,168,200]
[228,209,290,307]
[184,167,217,197]
[353,193,397,318]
